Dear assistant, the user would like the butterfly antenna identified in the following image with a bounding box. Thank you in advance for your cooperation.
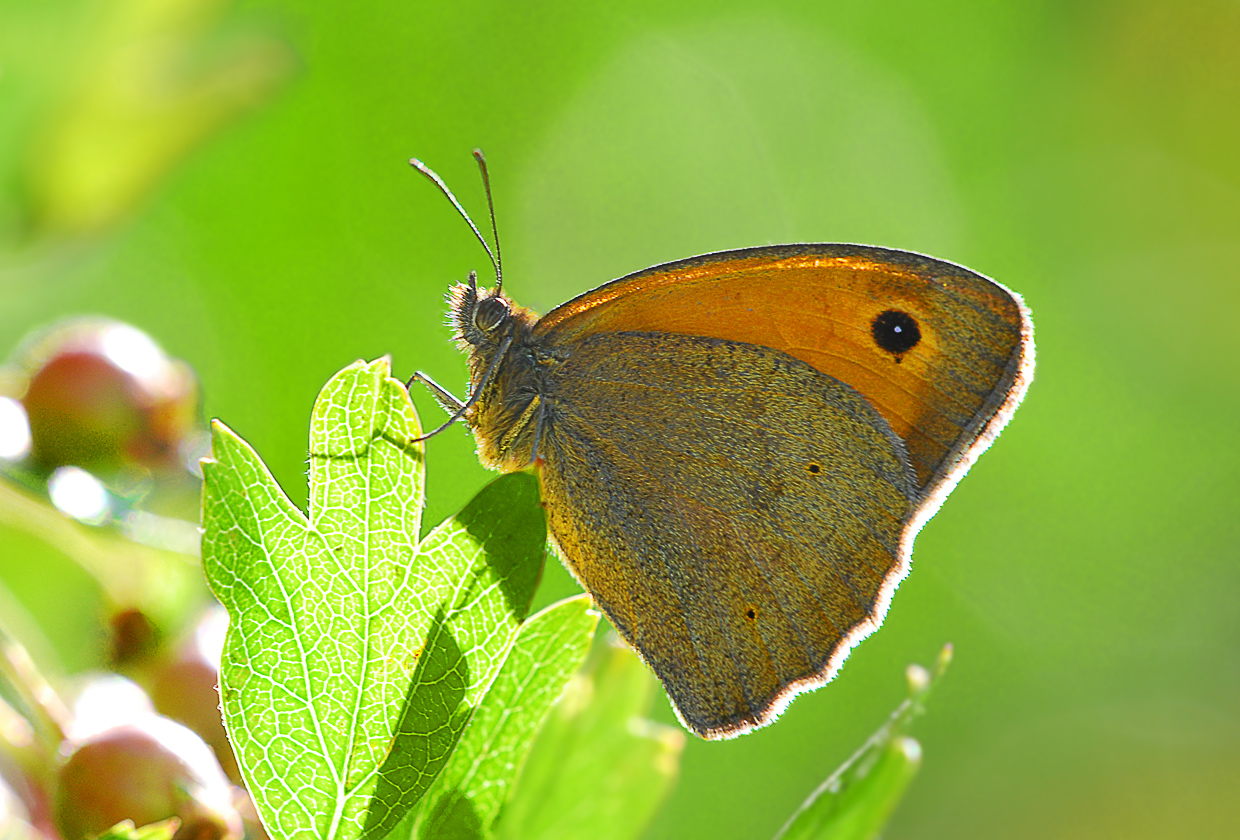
[472,149,503,294]
[410,156,500,286]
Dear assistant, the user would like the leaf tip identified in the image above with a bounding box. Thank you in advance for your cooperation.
[935,642,954,675]
[201,419,232,473]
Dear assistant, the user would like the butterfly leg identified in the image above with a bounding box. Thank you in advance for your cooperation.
[408,334,516,443]
[528,396,547,466]
[406,370,466,415]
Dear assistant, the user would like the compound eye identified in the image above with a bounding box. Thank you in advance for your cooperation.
[473,296,509,332]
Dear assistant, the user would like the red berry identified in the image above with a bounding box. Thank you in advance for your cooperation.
[13,319,198,475]
[146,609,238,785]
[55,715,241,840]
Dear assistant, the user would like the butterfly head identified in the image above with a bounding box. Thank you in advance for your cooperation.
[448,270,515,350]
[415,152,521,352]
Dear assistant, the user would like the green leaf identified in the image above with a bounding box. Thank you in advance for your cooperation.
[393,594,600,840]
[92,819,179,840]
[492,637,685,840]
[201,358,546,840]
[773,645,953,840]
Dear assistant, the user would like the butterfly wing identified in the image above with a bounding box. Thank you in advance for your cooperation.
[535,244,1034,508]
[534,331,917,738]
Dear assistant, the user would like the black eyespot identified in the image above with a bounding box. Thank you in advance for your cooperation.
[744,607,758,621]
[474,296,509,332]
[872,310,921,355]
[807,463,821,474]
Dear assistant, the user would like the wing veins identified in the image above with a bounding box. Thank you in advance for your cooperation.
[555,397,905,560]
[547,422,722,704]
[554,396,901,622]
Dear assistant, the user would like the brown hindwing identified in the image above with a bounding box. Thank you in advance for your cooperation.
[534,332,916,738]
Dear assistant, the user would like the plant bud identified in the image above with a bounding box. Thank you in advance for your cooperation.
[147,608,237,784]
[12,318,198,475]
[108,608,162,670]
[55,715,241,840]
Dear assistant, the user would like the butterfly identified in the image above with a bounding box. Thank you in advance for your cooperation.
[407,151,1034,739]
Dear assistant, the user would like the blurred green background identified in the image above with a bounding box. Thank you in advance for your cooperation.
[1,0,1238,837]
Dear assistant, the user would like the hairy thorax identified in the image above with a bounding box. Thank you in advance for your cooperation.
[450,284,548,472]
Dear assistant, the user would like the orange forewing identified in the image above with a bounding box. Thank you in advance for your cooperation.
[536,244,1031,492]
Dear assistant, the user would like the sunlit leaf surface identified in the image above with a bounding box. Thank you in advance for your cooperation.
[201,358,546,840]
[493,638,685,840]
[394,594,599,840]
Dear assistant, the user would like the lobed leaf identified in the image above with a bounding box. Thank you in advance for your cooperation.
[201,358,546,840]
[492,638,685,840]
[393,594,600,840]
